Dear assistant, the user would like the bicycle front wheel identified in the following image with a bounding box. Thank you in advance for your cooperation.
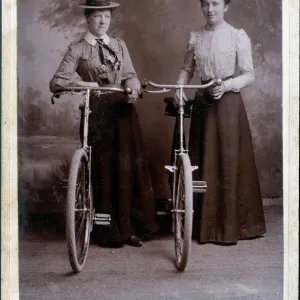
[174,153,193,271]
[66,149,92,273]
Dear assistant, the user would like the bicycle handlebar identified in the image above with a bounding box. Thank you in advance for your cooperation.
[141,79,222,94]
[51,86,132,105]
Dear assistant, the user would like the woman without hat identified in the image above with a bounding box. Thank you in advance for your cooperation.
[50,0,159,247]
[174,0,266,244]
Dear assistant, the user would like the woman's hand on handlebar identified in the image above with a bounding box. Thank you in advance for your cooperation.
[126,88,139,104]
[173,89,188,105]
[209,82,226,100]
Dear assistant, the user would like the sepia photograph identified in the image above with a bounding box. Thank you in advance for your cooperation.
[1,0,299,299]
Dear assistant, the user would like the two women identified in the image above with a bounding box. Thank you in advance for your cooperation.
[50,0,266,246]
[50,0,159,247]
[176,0,266,243]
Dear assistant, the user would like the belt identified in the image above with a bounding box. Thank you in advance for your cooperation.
[201,75,233,85]
[194,75,234,109]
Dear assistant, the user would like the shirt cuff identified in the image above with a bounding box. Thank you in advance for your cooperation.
[223,78,237,92]
[50,79,73,93]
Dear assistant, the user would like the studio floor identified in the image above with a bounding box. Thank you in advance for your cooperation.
[19,205,283,300]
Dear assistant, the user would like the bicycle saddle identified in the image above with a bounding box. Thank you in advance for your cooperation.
[164,98,194,118]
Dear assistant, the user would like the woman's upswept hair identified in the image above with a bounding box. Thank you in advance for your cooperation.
[200,0,231,4]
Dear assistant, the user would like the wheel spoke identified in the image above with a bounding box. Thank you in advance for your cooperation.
[174,156,190,267]
[76,214,85,240]
[67,151,93,272]
[74,158,90,264]
[180,218,184,233]
[76,219,84,250]
[76,214,86,255]
[172,154,193,270]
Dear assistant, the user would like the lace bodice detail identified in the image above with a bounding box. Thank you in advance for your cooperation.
[177,22,255,92]
[189,23,238,80]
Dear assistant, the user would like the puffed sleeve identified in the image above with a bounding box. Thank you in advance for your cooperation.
[120,40,141,92]
[223,29,255,92]
[176,31,197,85]
[49,43,80,93]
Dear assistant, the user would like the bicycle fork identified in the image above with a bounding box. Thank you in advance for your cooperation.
[164,84,207,195]
[81,89,111,226]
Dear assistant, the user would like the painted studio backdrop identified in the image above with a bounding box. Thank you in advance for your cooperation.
[18,0,282,217]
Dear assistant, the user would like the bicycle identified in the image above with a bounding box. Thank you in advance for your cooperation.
[51,86,132,273]
[141,79,222,271]
[51,80,221,273]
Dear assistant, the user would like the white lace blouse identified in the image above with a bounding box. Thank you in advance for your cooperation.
[177,21,255,92]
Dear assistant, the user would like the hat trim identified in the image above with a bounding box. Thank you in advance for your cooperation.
[79,2,120,9]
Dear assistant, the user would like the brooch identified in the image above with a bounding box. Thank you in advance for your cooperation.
[105,54,121,71]
[98,64,108,79]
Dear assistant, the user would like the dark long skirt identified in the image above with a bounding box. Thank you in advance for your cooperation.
[83,93,159,243]
[189,91,266,243]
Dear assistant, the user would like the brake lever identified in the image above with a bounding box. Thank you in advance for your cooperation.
[51,94,61,105]
[141,79,148,89]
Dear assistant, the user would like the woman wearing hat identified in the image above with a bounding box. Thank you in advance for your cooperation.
[174,0,266,244]
[50,0,158,247]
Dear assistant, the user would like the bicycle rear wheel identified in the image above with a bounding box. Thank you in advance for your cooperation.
[66,149,92,273]
[174,153,193,271]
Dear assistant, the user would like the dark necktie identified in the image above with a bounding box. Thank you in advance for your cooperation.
[96,38,120,70]
[96,38,105,65]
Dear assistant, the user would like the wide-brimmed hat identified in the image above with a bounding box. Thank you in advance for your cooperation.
[79,0,120,9]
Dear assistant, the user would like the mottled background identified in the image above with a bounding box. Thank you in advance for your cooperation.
[18,0,282,214]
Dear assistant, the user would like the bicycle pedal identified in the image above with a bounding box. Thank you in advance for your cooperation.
[156,198,172,215]
[60,179,68,188]
[165,165,177,173]
[193,189,207,193]
[157,211,168,216]
[193,181,207,193]
[193,181,207,187]
[94,213,111,226]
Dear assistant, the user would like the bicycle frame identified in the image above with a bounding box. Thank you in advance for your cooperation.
[51,82,221,272]
[52,86,129,148]
[51,86,131,226]
[142,79,222,196]
[142,79,222,270]
[142,79,221,154]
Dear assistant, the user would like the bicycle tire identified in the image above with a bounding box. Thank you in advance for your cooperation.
[174,153,193,271]
[66,149,92,273]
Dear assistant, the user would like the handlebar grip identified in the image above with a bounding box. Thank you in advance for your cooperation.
[215,78,223,86]
[125,87,132,95]
[141,79,148,89]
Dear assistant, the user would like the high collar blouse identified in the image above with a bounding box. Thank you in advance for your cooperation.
[177,21,255,92]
